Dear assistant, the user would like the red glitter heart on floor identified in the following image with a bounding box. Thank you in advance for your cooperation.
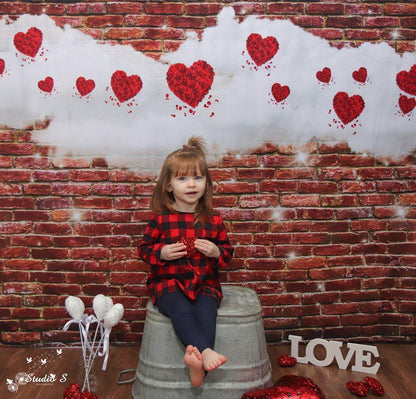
[111,70,143,103]
[38,76,54,93]
[246,33,279,66]
[333,91,365,125]
[397,64,416,96]
[346,381,369,397]
[364,376,384,396]
[76,77,95,96]
[272,83,290,103]
[398,94,416,115]
[352,67,367,83]
[277,355,297,367]
[316,67,331,83]
[14,27,43,58]
[166,60,214,108]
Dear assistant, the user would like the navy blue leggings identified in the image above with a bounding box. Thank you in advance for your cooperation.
[156,291,218,353]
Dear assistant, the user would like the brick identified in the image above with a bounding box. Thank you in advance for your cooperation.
[32,248,69,259]
[288,256,327,270]
[306,3,344,15]
[23,183,52,195]
[127,39,163,52]
[145,3,184,15]
[27,3,66,15]
[105,27,144,40]
[85,15,123,28]
[43,284,82,295]
[326,16,362,28]
[0,170,31,181]
[364,17,400,28]
[339,154,375,166]
[346,29,382,40]
[268,3,304,14]
[5,259,45,270]
[186,3,223,15]
[66,272,107,284]
[384,4,416,16]
[53,236,90,247]
[0,184,21,195]
[298,181,337,193]
[239,194,279,208]
[52,16,85,28]
[289,16,324,28]
[107,2,143,14]
[0,2,26,14]
[0,143,35,155]
[52,183,91,196]
[125,15,165,27]
[1,331,41,344]
[144,27,184,40]
[70,248,111,259]
[308,28,343,40]
[4,282,42,294]
[36,197,72,209]
[320,195,357,207]
[166,16,204,29]
[0,222,32,234]
[345,4,383,15]
[33,170,70,181]
[67,3,106,15]
[358,194,395,206]
[281,194,320,207]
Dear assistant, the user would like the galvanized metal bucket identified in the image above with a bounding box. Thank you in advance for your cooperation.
[131,285,273,399]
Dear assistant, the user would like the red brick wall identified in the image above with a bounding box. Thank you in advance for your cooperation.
[1,1,416,345]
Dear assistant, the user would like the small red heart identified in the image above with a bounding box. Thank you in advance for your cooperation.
[111,70,143,103]
[352,67,367,83]
[398,94,416,115]
[397,64,416,96]
[346,381,369,397]
[14,27,43,58]
[0,59,5,75]
[76,77,95,96]
[180,237,197,257]
[80,391,100,399]
[316,67,331,83]
[38,76,54,93]
[277,355,297,367]
[271,83,290,103]
[333,91,365,125]
[246,33,279,66]
[166,60,214,108]
[364,376,384,396]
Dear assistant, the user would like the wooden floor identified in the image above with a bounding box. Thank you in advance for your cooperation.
[0,344,414,398]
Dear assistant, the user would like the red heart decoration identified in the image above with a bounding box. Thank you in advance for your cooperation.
[38,77,54,93]
[242,375,325,399]
[246,33,279,66]
[352,67,367,83]
[180,237,197,257]
[398,94,416,114]
[277,355,297,367]
[364,377,384,396]
[80,392,100,399]
[76,77,95,96]
[396,64,416,96]
[111,70,143,103]
[166,60,214,108]
[14,27,43,58]
[346,381,369,397]
[316,67,331,83]
[0,59,5,75]
[333,91,365,125]
[271,83,290,103]
[63,383,81,399]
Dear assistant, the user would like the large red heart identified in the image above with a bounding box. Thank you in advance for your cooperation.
[316,67,331,83]
[0,59,5,75]
[333,91,365,125]
[246,33,279,66]
[166,60,214,108]
[63,383,101,399]
[352,67,367,83]
[111,70,143,103]
[399,94,416,114]
[14,27,43,58]
[76,77,95,96]
[272,83,290,103]
[346,381,369,397]
[397,64,416,96]
[38,77,54,93]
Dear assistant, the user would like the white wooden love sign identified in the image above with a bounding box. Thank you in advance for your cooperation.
[289,335,380,374]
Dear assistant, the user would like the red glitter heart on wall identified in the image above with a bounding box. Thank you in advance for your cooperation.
[352,67,367,83]
[166,60,214,108]
[316,67,331,83]
[76,77,95,96]
[38,76,54,93]
[246,33,279,66]
[272,83,290,102]
[333,91,364,125]
[111,70,143,103]
[0,59,5,75]
[398,94,416,114]
[397,64,416,96]
[14,27,43,58]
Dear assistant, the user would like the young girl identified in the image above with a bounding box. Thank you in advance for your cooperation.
[138,136,233,387]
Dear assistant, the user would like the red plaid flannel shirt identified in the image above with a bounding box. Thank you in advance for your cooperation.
[138,211,233,306]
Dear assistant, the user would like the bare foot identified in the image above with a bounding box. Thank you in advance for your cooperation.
[201,348,227,372]
[184,345,205,387]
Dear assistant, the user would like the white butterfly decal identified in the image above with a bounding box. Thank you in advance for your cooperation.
[56,349,62,355]
[41,358,47,365]
[26,357,32,363]
[6,379,14,385]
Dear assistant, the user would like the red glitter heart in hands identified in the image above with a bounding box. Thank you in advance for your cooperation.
[277,355,297,367]
[352,67,367,83]
[364,377,384,396]
[272,83,290,102]
[399,94,416,114]
[76,77,95,96]
[346,381,369,397]
[166,60,214,108]
[333,91,365,125]
[38,77,54,93]
[0,59,5,75]
[316,67,331,83]
[180,237,198,257]
[14,27,43,58]
[111,70,143,103]
[396,64,416,96]
[246,33,279,66]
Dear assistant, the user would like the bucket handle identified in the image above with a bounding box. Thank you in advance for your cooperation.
[116,369,136,385]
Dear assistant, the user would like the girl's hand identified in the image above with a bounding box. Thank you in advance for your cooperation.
[194,239,220,259]
[160,243,187,261]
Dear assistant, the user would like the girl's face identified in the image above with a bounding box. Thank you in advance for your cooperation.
[168,166,207,212]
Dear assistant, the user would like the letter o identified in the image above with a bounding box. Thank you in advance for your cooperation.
[305,338,334,367]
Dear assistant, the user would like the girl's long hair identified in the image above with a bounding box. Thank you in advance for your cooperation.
[150,136,213,224]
